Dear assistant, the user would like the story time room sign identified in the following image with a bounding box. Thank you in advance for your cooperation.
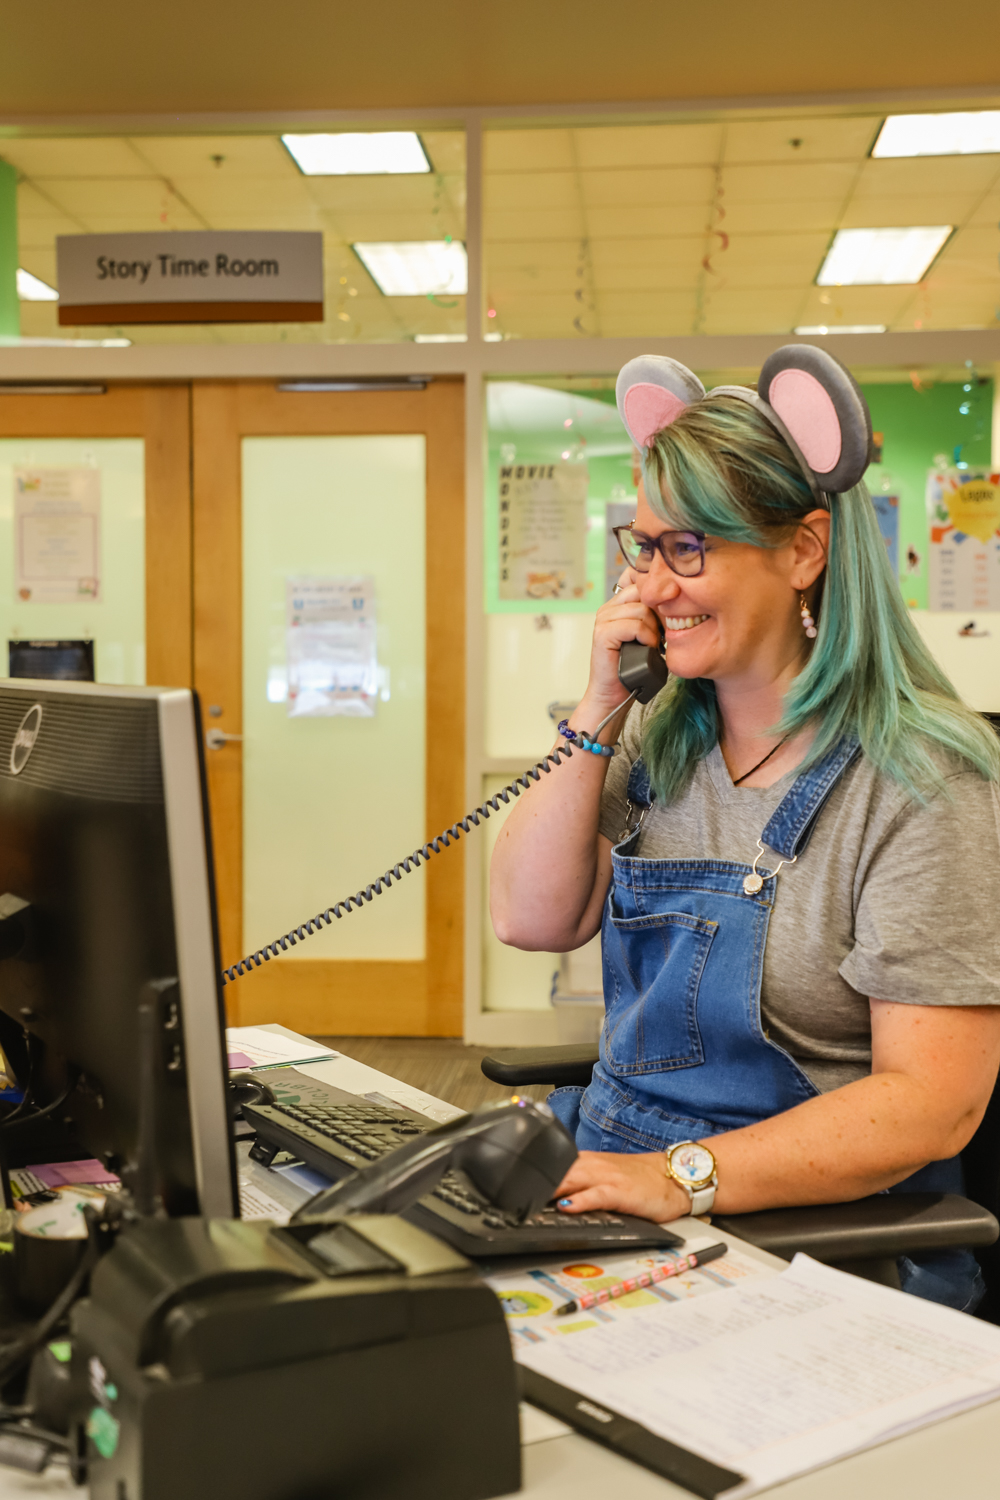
[56,231,324,324]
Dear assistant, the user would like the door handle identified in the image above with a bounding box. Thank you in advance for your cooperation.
[205,728,243,750]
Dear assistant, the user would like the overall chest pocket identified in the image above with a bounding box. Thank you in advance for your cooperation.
[602,908,716,1075]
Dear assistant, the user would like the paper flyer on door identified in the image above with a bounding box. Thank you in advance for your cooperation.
[14,466,101,603]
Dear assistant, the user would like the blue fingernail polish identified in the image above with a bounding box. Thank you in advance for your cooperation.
[558,1197,572,1207]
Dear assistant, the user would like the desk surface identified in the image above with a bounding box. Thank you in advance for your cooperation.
[0,1032,996,1500]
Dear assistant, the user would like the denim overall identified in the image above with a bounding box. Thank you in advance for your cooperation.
[550,737,983,1312]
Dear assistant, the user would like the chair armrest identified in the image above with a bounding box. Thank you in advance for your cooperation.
[713,1192,999,1264]
[481,1045,599,1089]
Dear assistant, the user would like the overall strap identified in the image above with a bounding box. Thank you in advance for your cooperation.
[626,757,653,807]
[760,736,862,859]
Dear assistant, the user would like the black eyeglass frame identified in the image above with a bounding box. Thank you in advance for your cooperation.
[612,522,707,579]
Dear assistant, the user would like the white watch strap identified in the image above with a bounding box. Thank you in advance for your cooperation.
[688,1182,716,1216]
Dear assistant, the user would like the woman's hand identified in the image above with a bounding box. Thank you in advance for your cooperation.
[579,569,663,722]
[554,1149,692,1223]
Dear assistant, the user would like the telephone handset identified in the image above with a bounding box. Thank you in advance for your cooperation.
[222,635,669,985]
[618,636,669,704]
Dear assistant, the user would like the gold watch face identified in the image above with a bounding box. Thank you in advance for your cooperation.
[668,1142,715,1190]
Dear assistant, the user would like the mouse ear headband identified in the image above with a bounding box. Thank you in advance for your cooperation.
[616,344,873,500]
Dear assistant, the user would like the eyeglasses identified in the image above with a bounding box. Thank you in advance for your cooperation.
[612,523,707,579]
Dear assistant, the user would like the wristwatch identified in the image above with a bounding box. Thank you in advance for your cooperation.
[664,1140,718,1216]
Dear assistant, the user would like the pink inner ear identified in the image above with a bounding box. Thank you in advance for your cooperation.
[623,383,689,447]
[767,369,842,475]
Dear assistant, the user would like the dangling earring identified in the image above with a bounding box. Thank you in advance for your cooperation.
[800,593,817,640]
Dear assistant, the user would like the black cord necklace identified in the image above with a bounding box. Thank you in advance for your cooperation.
[731,734,791,786]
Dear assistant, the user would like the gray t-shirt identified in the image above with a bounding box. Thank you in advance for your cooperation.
[598,700,1000,1093]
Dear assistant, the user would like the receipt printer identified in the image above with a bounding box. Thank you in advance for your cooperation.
[67,1212,521,1500]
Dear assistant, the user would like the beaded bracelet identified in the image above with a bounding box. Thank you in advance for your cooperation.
[557,720,615,757]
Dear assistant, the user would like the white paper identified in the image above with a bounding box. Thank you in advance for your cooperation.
[14,466,100,603]
[498,461,589,602]
[238,1180,292,1224]
[489,1239,770,1354]
[285,575,378,717]
[226,1025,337,1072]
[505,1253,1000,1497]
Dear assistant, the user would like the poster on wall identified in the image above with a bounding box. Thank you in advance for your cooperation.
[14,467,101,603]
[498,461,588,602]
[926,467,1000,611]
[285,576,377,718]
[872,490,900,577]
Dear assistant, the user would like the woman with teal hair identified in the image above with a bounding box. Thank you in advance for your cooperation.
[490,346,1000,1311]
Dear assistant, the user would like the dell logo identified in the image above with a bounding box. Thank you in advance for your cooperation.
[10,705,42,775]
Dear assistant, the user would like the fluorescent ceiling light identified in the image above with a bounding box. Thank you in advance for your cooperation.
[794,324,886,335]
[816,227,951,286]
[353,241,467,297]
[17,268,58,301]
[414,333,467,343]
[282,132,430,175]
[873,111,1000,157]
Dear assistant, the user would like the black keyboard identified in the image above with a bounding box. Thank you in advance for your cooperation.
[242,1071,683,1258]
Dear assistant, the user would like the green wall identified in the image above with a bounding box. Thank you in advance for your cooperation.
[860,378,993,609]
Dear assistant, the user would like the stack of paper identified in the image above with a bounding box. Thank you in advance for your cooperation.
[226,1026,337,1072]
[498,1252,1000,1497]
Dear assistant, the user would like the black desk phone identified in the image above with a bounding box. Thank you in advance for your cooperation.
[224,639,668,984]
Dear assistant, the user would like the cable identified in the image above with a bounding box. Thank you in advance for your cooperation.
[1,1082,74,1134]
[221,719,619,985]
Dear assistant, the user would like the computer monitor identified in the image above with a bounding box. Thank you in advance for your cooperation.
[8,640,95,683]
[0,680,237,1218]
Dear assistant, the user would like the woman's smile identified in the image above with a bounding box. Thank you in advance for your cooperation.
[661,613,709,632]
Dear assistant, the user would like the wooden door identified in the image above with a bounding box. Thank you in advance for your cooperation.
[0,383,192,686]
[192,379,465,1037]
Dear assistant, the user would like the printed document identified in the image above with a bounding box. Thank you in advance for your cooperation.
[503,1252,1000,1496]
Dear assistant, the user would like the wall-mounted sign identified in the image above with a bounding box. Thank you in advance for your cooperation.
[497,462,589,603]
[56,231,324,325]
[927,465,1000,610]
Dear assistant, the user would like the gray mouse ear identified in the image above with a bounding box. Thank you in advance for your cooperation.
[616,356,706,449]
[758,345,873,494]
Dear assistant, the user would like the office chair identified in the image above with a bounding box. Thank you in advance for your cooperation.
[481,1044,1000,1319]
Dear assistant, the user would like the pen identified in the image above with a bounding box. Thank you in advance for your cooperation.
[554,1241,729,1315]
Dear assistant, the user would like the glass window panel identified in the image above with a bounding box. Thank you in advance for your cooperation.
[483,116,997,338]
[0,438,144,683]
[242,435,426,960]
[12,131,465,346]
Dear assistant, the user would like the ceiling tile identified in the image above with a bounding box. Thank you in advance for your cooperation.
[0,137,150,177]
[852,156,1000,199]
[796,284,916,324]
[580,166,715,208]
[700,288,802,333]
[573,122,724,169]
[594,291,699,336]
[723,116,882,164]
[722,199,843,233]
[584,204,707,237]
[968,191,1000,226]
[485,208,585,240]
[177,177,318,220]
[485,171,580,212]
[722,161,859,203]
[132,135,292,178]
[838,196,973,228]
[419,131,466,174]
[589,236,705,270]
[720,231,830,268]
[484,130,575,173]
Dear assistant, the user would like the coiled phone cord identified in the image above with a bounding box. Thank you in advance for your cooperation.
[221,696,634,985]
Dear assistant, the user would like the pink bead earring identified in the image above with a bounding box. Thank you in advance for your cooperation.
[800,593,817,640]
